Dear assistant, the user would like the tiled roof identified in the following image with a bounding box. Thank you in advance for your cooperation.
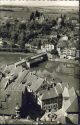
[62,87,78,112]
[66,87,78,112]
[29,77,44,92]
[66,97,78,112]
[42,83,63,100]
[26,72,38,85]
[6,70,29,91]
[41,108,67,123]
[42,88,58,100]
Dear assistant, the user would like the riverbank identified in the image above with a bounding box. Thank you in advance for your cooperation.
[0,47,28,53]
[0,51,33,56]
[0,52,35,67]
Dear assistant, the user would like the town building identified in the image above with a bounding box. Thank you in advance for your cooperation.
[41,83,63,112]
[40,85,78,123]
[25,43,37,52]
[76,50,80,60]
[0,52,78,122]
[60,47,76,59]
[0,68,42,118]
[41,108,67,124]
[27,76,45,93]
[62,86,78,113]
[41,44,54,53]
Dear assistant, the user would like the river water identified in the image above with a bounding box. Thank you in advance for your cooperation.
[0,52,34,67]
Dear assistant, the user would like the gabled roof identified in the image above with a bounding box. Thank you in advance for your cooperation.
[6,70,29,91]
[66,97,78,113]
[26,72,38,84]
[29,77,44,92]
[62,87,78,112]
[66,87,78,112]
[41,108,67,123]
[67,114,78,125]
[42,88,58,100]
[69,87,77,103]
[3,64,15,74]
[42,82,63,100]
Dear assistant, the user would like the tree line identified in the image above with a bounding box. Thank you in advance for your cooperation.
[0,10,79,50]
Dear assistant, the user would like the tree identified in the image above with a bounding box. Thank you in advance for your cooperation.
[30,12,35,21]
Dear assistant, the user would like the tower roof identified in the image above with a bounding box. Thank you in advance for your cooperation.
[62,87,69,98]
